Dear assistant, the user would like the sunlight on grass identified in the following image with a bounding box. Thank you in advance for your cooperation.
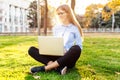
[0,36,120,80]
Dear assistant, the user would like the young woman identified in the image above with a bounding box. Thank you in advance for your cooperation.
[28,4,83,75]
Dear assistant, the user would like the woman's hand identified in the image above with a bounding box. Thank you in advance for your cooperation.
[64,49,67,55]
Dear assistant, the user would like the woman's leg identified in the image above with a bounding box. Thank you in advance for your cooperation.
[44,45,81,70]
[30,45,81,74]
[45,61,59,71]
[28,46,60,65]
[57,45,81,68]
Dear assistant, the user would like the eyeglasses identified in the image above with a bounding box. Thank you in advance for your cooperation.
[57,12,66,15]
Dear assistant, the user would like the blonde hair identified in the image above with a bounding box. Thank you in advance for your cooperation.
[56,4,84,39]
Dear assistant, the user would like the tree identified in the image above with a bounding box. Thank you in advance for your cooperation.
[107,0,120,12]
[43,0,48,35]
[28,0,51,35]
[101,6,120,29]
[106,0,120,31]
[102,0,120,22]
[71,0,75,11]
[84,4,104,28]
[27,1,37,30]
[114,11,120,28]
[102,5,115,30]
[106,10,120,28]
[102,6,112,21]
[28,0,44,32]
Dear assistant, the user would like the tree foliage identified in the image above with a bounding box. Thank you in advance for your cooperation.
[101,0,120,28]
[28,0,53,34]
[102,0,120,21]
[84,0,120,28]
[27,1,37,28]
[107,0,120,12]
[84,4,104,28]
[105,10,120,28]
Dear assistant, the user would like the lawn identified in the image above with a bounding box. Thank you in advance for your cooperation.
[0,35,120,80]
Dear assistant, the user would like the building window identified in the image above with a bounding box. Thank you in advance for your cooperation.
[21,27,23,32]
[0,16,2,21]
[0,9,2,13]
[24,10,27,23]
[14,7,18,25]
[11,5,15,24]
[9,5,11,23]
[4,25,7,32]
[15,27,18,32]
[20,8,23,25]
[10,26,12,32]
[0,24,2,32]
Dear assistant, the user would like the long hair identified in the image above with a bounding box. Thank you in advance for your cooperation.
[56,4,84,39]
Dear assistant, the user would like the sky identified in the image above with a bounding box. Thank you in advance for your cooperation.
[47,0,109,15]
[75,0,109,14]
[30,0,109,15]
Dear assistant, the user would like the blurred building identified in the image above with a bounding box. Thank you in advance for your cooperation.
[0,0,31,33]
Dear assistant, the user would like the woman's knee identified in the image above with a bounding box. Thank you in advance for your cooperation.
[71,45,81,52]
[28,46,38,55]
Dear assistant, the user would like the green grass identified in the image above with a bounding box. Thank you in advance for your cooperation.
[0,36,120,80]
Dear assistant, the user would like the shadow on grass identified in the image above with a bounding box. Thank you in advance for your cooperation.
[25,67,81,80]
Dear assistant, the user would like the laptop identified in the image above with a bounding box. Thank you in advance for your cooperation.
[38,36,64,56]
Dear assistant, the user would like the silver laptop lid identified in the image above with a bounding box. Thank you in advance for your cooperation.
[38,36,64,56]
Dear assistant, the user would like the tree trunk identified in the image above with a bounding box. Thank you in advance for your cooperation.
[44,0,48,35]
[71,0,75,11]
[37,0,41,35]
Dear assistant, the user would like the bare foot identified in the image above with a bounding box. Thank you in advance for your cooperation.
[47,61,53,65]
